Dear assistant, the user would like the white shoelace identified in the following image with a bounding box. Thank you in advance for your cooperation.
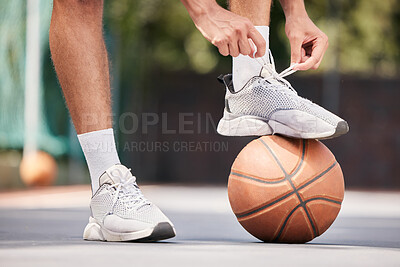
[106,168,150,216]
[255,50,298,94]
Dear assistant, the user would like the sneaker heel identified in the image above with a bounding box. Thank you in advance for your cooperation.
[83,217,104,241]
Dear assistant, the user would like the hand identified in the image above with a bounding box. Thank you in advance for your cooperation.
[189,4,266,57]
[285,15,328,70]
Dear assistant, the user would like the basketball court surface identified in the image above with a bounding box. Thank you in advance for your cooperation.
[0,185,399,266]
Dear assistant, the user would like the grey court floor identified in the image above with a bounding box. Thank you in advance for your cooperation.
[0,185,399,267]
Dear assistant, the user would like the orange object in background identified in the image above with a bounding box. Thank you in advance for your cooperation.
[228,135,345,243]
[19,151,57,187]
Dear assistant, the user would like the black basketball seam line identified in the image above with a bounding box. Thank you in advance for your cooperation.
[286,169,319,238]
[234,139,338,224]
[232,139,305,185]
[306,197,342,205]
[288,141,319,238]
[235,139,305,218]
[230,171,286,184]
[272,197,342,242]
[234,161,338,219]
[296,161,337,191]
[273,203,302,242]
[290,139,306,176]
[230,141,306,183]
[258,139,289,176]
[290,161,338,238]
[236,190,296,219]
[231,160,336,186]
[258,138,306,179]
[260,139,318,239]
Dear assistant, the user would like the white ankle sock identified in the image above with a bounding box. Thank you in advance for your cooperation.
[232,26,270,91]
[77,128,120,194]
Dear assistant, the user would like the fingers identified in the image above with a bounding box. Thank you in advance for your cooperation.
[214,38,244,58]
[215,31,262,58]
[238,35,252,57]
[210,18,265,57]
[248,28,266,57]
[228,40,240,57]
[289,36,303,67]
[236,30,263,57]
[314,39,329,69]
[295,42,324,70]
[295,35,329,70]
[217,43,229,57]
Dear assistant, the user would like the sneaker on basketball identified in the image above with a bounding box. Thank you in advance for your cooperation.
[217,51,349,139]
[83,164,176,242]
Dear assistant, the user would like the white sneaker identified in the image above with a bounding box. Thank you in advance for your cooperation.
[83,164,176,242]
[217,51,349,139]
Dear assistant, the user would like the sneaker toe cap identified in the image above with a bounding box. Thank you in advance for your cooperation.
[332,120,349,138]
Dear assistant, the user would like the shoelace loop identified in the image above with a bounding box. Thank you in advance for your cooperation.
[106,168,150,217]
[255,50,298,94]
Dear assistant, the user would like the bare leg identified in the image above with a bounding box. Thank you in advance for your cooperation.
[229,0,272,26]
[49,0,111,134]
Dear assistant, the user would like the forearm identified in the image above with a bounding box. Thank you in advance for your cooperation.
[180,0,219,21]
[279,0,308,19]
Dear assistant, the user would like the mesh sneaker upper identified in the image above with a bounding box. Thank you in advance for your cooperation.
[91,188,168,223]
[90,165,170,225]
[225,76,342,127]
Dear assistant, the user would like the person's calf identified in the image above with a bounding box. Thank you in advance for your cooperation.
[53,0,104,18]
[50,0,111,134]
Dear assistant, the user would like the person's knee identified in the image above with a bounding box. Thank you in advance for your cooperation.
[53,0,103,16]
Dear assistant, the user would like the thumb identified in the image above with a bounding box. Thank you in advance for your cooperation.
[290,38,302,68]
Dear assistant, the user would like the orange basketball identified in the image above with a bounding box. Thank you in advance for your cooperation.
[19,151,58,187]
[228,135,344,243]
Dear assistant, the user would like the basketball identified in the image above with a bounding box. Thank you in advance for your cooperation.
[228,135,344,243]
[19,151,58,187]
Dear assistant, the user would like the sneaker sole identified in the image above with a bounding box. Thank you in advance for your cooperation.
[83,217,176,242]
[217,110,349,140]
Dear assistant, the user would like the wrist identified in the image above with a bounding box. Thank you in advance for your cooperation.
[181,0,218,21]
[280,0,308,20]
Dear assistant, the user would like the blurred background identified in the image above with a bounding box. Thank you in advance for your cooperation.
[0,0,399,190]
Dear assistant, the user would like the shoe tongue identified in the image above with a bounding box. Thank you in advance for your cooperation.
[99,164,131,185]
[260,63,274,78]
[261,65,282,86]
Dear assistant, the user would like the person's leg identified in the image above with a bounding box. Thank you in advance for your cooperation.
[49,0,120,192]
[49,0,111,134]
[229,0,272,91]
[49,0,175,241]
[217,0,348,139]
[229,0,271,26]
